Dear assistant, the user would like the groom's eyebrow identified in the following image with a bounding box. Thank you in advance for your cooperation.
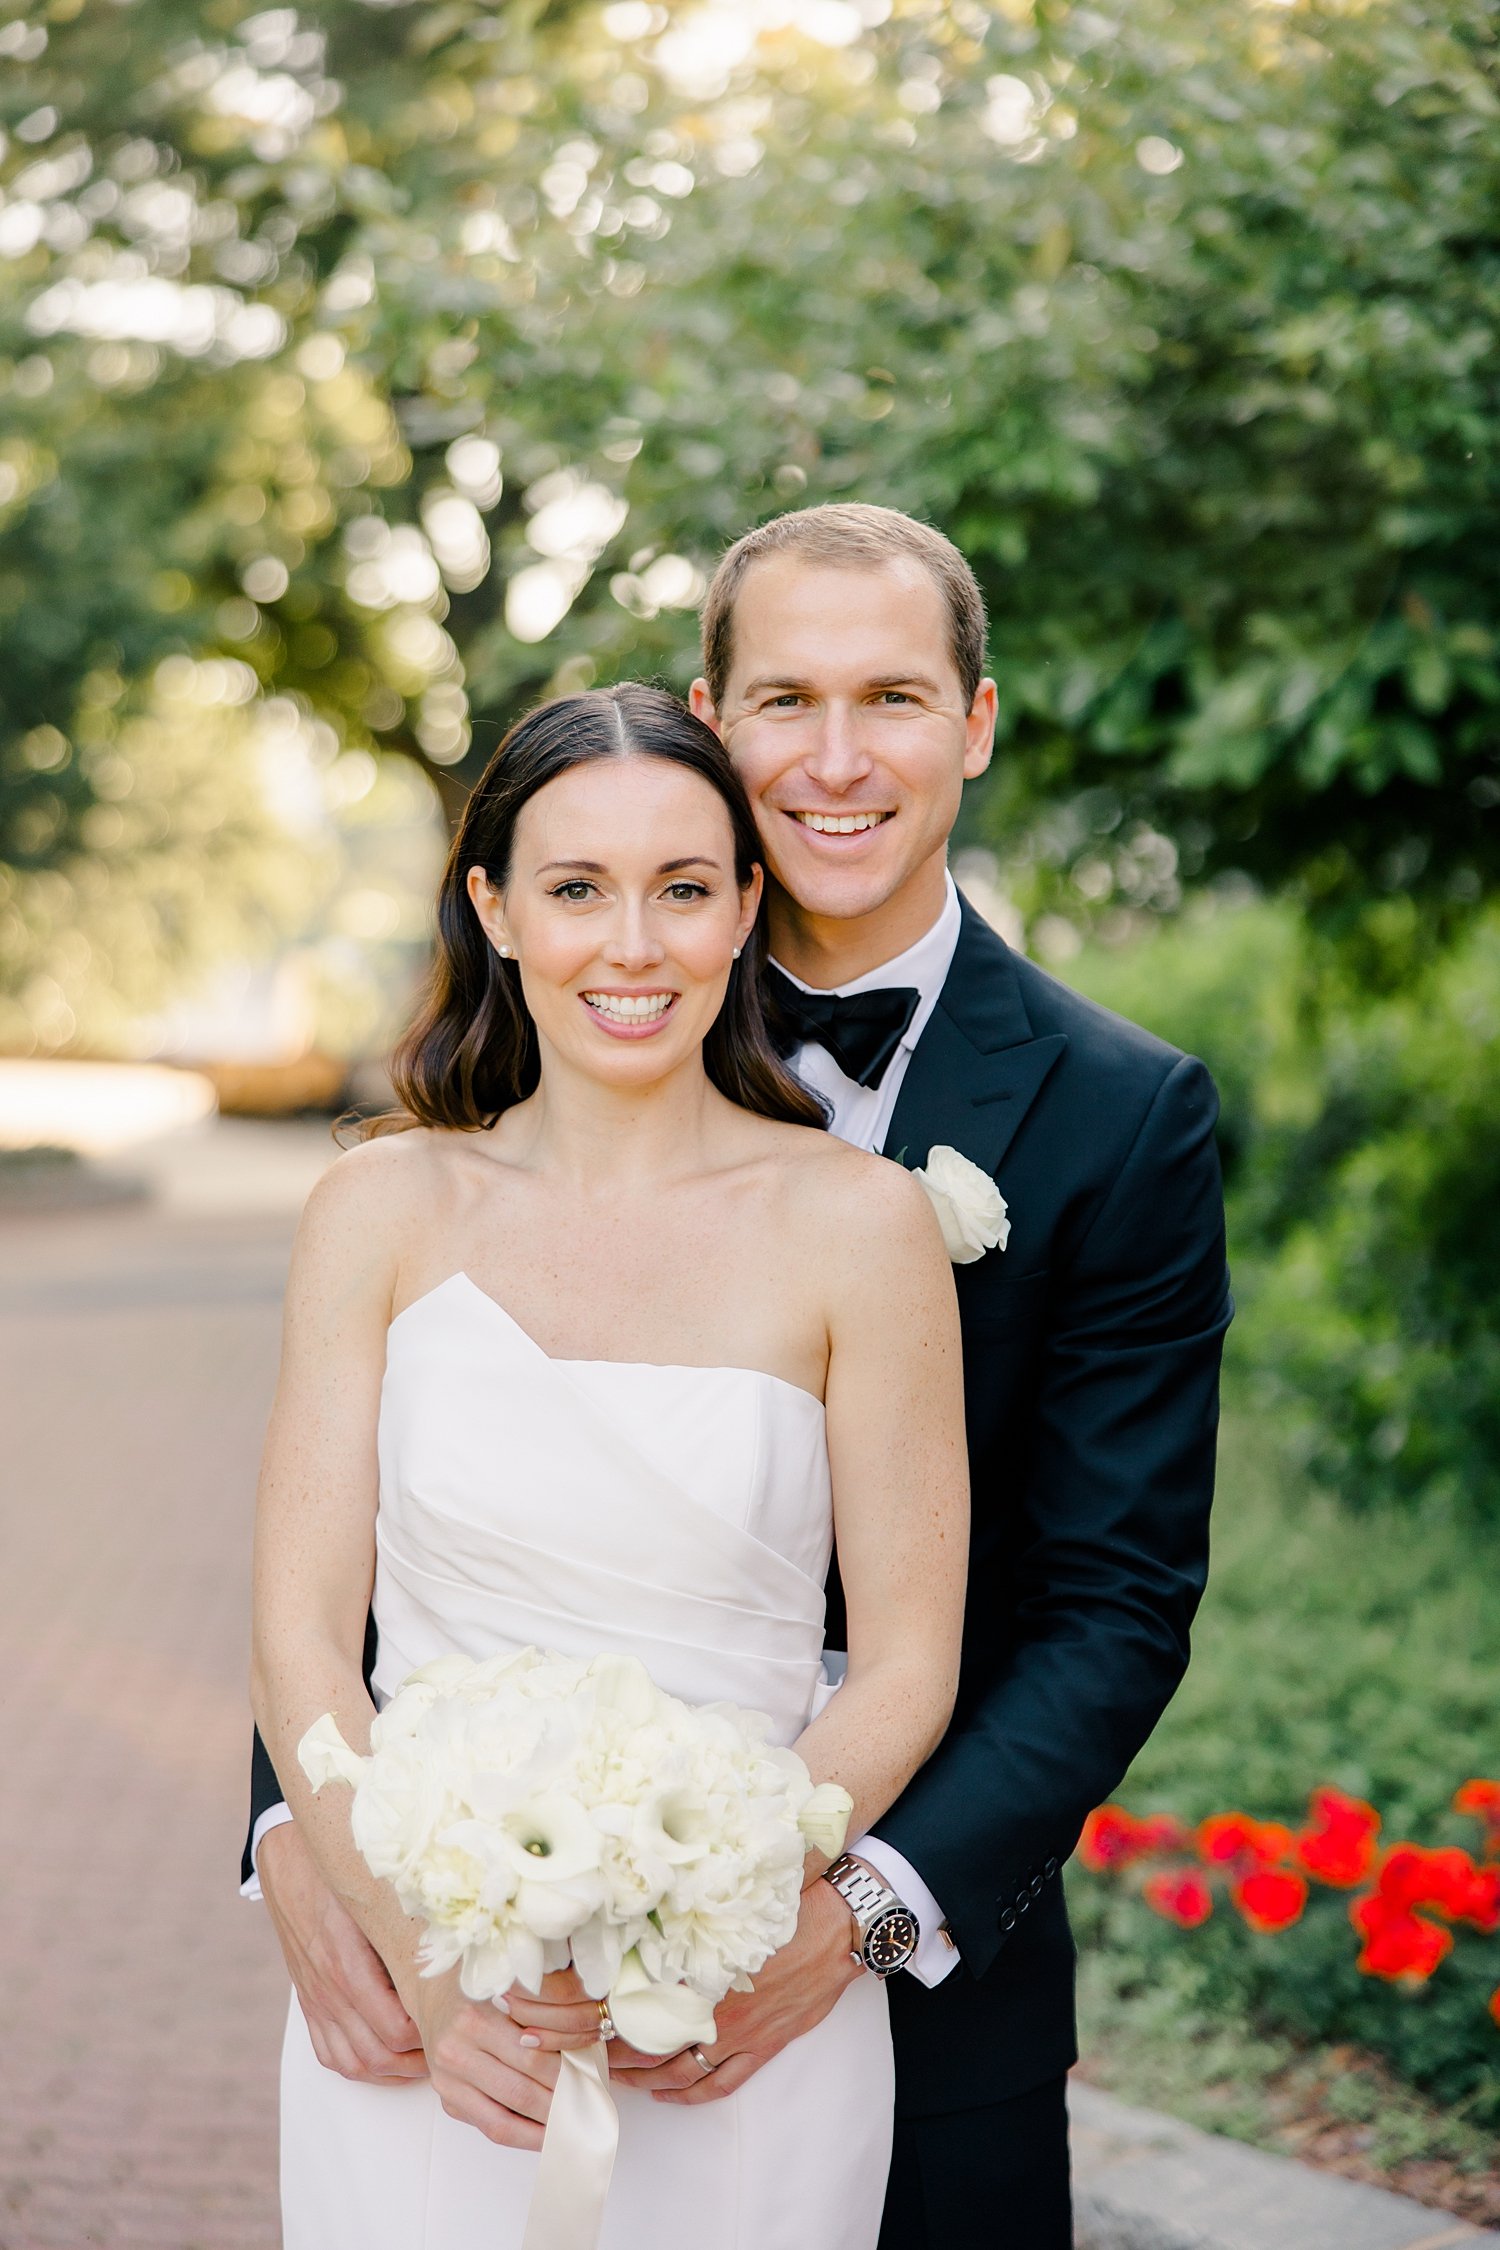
[741,674,812,696]
[740,671,943,696]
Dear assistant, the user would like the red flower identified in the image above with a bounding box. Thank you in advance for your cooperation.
[1349,1892,1453,1982]
[1292,1787,1380,1888]
[1197,1813,1293,1870]
[1458,1865,1500,1934]
[1377,1843,1483,1919]
[1144,1869,1213,1928]
[1136,1813,1191,1855]
[1232,1867,1309,1933]
[1079,1807,1148,1872]
[1455,1781,1500,1857]
[1080,1806,1188,1872]
[1489,1987,1500,2032]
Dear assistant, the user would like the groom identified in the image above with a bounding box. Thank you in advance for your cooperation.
[245,503,1229,2245]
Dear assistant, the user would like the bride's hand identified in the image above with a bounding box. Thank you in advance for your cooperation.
[411,1969,561,2150]
[502,1965,610,2052]
[611,1878,862,2104]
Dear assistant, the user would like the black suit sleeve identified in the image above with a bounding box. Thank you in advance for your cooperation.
[242,1724,285,1887]
[240,1610,379,1887]
[878,1052,1231,1981]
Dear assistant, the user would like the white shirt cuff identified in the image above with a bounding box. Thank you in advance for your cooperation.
[240,1801,294,1900]
[851,1832,960,1987]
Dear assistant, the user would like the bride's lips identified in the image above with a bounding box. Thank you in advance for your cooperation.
[579,989,681,1040]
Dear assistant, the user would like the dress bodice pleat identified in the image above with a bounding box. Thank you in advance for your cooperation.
[371,1274,834,1743]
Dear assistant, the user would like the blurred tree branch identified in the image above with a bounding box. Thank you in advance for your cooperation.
[2,0,1497,1038]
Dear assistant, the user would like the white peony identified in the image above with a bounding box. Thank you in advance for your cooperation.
[912,1143,1010,1264]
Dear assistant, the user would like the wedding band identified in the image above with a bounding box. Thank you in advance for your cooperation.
[690,2045,715,2075]
[596,2002,616,2042]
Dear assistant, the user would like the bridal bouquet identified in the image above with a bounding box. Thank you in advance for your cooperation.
[298,1646,853,2054]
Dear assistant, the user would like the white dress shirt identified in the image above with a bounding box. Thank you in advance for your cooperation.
[773,872,962,1987]
[249,874,966,1987]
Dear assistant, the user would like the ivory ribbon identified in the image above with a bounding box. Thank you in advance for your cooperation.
[521,2040,619,2250]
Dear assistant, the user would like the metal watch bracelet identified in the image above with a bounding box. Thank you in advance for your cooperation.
[822,1852,921,1977]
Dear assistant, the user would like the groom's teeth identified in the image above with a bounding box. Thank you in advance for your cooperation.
[794,811,889,833]
[583,992,675,1022]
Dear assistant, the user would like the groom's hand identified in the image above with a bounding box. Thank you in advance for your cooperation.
[610,1877,862,2104]
[258,1821,428,2083]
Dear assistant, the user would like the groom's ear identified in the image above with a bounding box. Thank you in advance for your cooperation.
[963,678,999,781]
[689,678,722,737]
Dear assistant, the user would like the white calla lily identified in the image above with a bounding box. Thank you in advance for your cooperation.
[297,1711,365,1792]
[497,1794,603,1882]
[607,1949,718,2055]
[797,1783,855,1861]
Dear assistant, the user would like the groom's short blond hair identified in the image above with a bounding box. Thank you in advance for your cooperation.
[700,502,988,708]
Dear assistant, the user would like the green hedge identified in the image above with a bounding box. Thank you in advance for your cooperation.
[1066,902,1500,1522]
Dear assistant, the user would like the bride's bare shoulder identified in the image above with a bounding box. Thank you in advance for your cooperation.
[290,1125,460,1278]
[302,1121,449,1204]
[768,1121,943,1257]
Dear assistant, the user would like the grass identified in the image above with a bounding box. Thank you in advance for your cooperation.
[1070,1397,1500,2218]
[1110,1399,1500,1830]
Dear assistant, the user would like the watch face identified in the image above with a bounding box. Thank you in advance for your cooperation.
[866,1908,920,1973]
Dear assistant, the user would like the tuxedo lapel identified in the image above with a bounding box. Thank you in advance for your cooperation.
[883,896,1067,1181]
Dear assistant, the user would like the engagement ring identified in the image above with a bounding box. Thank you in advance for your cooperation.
[596,2002,616,2042]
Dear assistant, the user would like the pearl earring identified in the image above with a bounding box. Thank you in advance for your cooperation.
[732,946,742,960]
[498,943,514,959]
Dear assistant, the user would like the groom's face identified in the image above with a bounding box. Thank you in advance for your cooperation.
[693,556,994,931]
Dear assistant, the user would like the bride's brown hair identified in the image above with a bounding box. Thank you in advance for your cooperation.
[364,683,825,1137]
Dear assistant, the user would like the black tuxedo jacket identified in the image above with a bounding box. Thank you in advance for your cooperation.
[244,897,1230,2119]
[859,899,1230,2114]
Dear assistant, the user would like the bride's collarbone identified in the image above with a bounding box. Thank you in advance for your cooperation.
[411,1246,828,1395]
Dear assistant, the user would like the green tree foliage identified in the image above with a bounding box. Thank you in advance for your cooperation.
[3,0,1497,1017]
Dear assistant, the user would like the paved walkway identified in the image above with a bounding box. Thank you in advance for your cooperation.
[0,1126,335,2250]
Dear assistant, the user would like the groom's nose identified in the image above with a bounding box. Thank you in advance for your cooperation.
[799,701,875,792]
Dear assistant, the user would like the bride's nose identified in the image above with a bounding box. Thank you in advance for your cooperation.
[603,896,666,973]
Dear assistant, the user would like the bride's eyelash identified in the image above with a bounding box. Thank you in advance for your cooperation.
[547,879,712,902]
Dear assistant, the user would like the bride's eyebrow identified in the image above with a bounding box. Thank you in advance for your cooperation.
[536,857,724,875]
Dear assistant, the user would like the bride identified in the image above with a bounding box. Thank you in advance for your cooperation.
[251,682,968,2249]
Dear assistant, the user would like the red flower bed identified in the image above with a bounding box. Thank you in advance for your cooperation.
[1078,1778,1500,2035]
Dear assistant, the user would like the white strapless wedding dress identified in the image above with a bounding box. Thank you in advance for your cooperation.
[280,1272,893,2250]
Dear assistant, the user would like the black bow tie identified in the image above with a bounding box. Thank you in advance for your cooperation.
[766,966,921,1091]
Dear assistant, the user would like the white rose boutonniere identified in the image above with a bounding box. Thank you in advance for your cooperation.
[913,1144,1010,1265]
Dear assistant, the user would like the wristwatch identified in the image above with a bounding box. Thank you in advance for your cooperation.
[822,1853,921,1977]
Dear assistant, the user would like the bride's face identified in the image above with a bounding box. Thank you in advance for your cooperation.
[467,754,761,1087]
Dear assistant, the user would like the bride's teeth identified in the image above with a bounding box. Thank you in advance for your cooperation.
[584,992,674,1022]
